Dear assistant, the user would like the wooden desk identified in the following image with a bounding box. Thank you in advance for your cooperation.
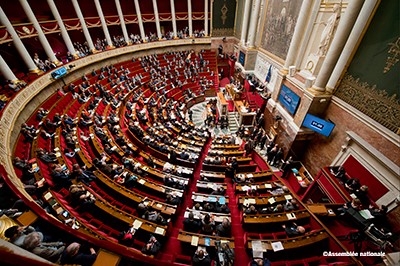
[233,100,256,126]
[217,92,228,116]
[93,249,121,266]
[247,229,329,251]
[238,194,291,207]
[192,193,229,204]
[243,210,310,224]
[235,181,282,194]
[16,210,38,226]
[178,230,235,249]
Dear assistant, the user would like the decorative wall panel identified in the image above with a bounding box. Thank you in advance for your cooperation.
[335,0,400,134]
[260,0,303,60]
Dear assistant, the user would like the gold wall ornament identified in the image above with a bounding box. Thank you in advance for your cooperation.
[335,73,400,134]
[212,28,234,37]
[383,37,400,74]
[221,2,228,25]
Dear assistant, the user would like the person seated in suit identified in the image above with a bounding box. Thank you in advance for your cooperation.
[282,222,306,237]
[251,257,271,266]
[22,232,65,262]
[216,218,231,237]
[354,185,369,206]
[60,242,97,266]
[201,213,215,235]
[244,205,258,215]
[183,212,201,233]
[330,165,346,182]
[345,178,360,193]
[337,198,362,216]
[141,235,161,256]
[192,249,212,266]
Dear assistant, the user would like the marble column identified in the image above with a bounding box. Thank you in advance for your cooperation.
[247,0,261,47]
[170,0,177,38]
[326,0,378,93]
[94,0,113,47]
[284,0,312,71]
[115,0,130,44]
[152,0,162,39]
[240,0,252,45]
[47,0,77,57]
[19,0,59,64]
[312,0,365,92]
[0,55,17,81]
[295,0,321,68]
[187,0,193,37]
[204,0,209,36]
[134,0,146,41]
[71,0,95,51]
[0,6,38,72]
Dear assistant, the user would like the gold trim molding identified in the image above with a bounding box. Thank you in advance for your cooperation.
[335,73,400,134]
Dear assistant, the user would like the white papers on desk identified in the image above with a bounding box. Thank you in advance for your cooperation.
[252,240,265,258]
[241,185,250,191]
[243,198,256,206]
[138,179,146,185]
[132,219,143,229]
[111,146,117,151]
[350,193,357,199]
[193,195,204,202]
[268,197,276,204]
[156,204,163,209]
[251,185,257,190]
[284,195,293,200]
[271,241,284,252]
[246,174,254,178]
[44,192,52,201]
[286,213,297,220]
[265,183,272,189]
[155,227,165,235]
[55,152,62,158]
[191,235,199,246]
[359,209,374,219]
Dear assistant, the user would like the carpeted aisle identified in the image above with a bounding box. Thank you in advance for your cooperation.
[160,137,213,263]
[225,177,250,266]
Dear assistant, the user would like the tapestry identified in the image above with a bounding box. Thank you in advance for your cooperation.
[260,0,303,60]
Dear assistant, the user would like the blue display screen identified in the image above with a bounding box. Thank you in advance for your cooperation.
[278,85,300,115]
[239,51,245,66]
[51,66,67,79]
[302,114,335,137]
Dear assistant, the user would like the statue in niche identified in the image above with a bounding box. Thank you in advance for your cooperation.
[317,3,341,56]
[221,2,228,25]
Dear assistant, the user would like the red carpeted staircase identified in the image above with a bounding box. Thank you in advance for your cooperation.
[160,138,213,264]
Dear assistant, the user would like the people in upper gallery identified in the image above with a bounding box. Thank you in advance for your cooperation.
[36,107,49,121]
[282,222,306,237]
[5,225,43,247]
[192,249,212,266]
[68,184,96,208]
[22,231,65,262]
[60,242,97,266]
[337,198,362,216]
[141,235,161,256]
